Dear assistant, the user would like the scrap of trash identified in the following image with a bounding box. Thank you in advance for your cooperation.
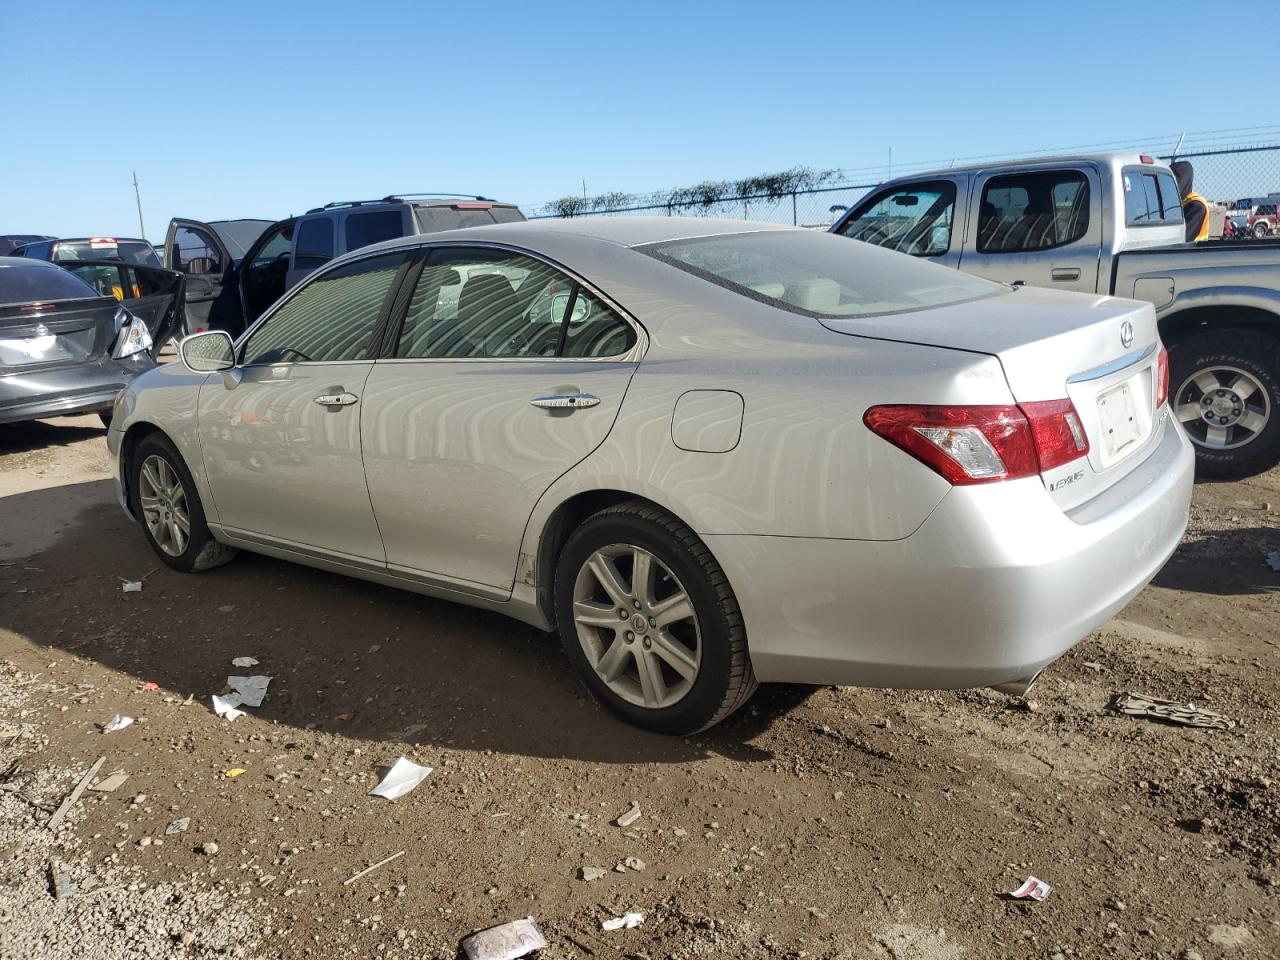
[1007,875,1052,901]
[461,917,547,960]
[369,756,433,800]
[100,714,134,733]
[1110,691,1236,730]
[602,911,645,930]
[210,671,270,722]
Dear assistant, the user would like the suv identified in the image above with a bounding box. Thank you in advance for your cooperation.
[13,236,161,267]
[1248,203,1279,238]
[165,195,524,338]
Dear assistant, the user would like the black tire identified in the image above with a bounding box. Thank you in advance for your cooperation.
[1167,328,1280,479]
[129,433,238,572]
[554,501,757,735]
[1252,222,1271,239]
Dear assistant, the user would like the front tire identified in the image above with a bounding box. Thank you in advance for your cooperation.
[1168,329,1280,478]
[129,433,238,572]
[554,502,757,735]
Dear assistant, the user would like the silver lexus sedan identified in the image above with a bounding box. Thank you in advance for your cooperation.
[106,218,1194,734]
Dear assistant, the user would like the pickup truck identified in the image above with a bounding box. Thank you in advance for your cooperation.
[163,194,524,340]
[831,152,1280,477]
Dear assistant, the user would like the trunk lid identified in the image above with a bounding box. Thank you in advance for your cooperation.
[819,287,1165,509]
[0,297,120,375]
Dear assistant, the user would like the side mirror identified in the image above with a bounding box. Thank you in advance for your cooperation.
[180,330,236,372]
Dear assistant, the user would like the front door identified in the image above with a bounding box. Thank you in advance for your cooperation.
[165,219,231,336]
[198,250,413,561]
[957,165,1103,293]
[361,245,642,592]
[236,218,295,332]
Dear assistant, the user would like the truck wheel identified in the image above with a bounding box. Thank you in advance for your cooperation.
[1252,222,1271,239]
[1168,329,1280,478]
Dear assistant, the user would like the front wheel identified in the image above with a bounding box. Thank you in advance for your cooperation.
[1253,222,1271,239]
[554,502,757,734]
[1168,329,1280,478]
[129,433,238,572]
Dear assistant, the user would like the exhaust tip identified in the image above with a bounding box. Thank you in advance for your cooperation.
[988,671,1041,698]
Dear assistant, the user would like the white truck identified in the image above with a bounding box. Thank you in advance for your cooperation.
[831,152,1280,477]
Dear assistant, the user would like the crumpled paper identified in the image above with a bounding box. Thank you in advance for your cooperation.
[368,756,433,801]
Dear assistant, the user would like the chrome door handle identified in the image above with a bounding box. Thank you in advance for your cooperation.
[529,392,601,410]
[313,392,358,407]
[1051,267,1081,282]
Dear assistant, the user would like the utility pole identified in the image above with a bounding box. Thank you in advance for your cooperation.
[132,171,146,238]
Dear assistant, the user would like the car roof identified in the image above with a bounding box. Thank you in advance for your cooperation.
[358,216,796,253]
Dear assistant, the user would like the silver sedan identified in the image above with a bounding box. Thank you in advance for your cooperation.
[107,218,1194,733]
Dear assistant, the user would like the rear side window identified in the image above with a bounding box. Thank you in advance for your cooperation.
[16,241,52,260]
[836,181,956,257]
[344,210,405,252]
[414,205,525,233]
[0,261,101,304]
[977,171,1090,252]
[1123,168,1185,225]
[293,218,335,271]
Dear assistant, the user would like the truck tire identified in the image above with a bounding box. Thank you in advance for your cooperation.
[1253,222,1271,239]
[1168,328,1280,478]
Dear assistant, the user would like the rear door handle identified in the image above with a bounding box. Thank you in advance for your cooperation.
[1051,267,1081,282]
[529,392,601,410]
[313,392,358,407]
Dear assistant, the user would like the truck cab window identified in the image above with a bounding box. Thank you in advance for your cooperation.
[977,171,1089,252]
[837,181,956,257]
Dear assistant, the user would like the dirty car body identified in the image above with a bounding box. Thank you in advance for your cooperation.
[0,257,156,425]
[107,219,1194,733]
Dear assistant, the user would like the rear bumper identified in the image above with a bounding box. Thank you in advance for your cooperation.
[0,355,154,425]
[708,414,1195,689]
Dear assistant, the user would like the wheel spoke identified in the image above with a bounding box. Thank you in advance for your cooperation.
[1238,409,1268,434]
[1227,373,1259,401]
[1174,402,1202,424]
[587,553,631,607]
[1204,425,1230,448]
[631,548,654,607]
[651,630,697,682]
[574,599,620,629]
[595,635,632,682]
[1192,371,1220,395]
[636,649,666,707]
[169,518,187,553]
[141,460,163,495]
[139,493,161,510]
[651,590,694,628]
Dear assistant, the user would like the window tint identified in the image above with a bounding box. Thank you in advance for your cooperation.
[293,218,335,271]
[837,181,956,257]
[63,263,126,300]
[414,205,525,233]
[174,227,223,275]
[16,241,52,260]
[1157,173,1184,221]
[397,248,633,359]
[1123,169,1186,225]
[249,225,293,269]
[345,211,405,252]
[0,261,101,304]
[646,229,1001,319]
[977,171,1090,252]
[242,252,407,365]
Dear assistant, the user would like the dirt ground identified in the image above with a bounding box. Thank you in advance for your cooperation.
[0,414,1277,960]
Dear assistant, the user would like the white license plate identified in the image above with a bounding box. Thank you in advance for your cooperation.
[1097,380,1143,458]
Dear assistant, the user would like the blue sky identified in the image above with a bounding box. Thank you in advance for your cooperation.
[2,0,1277,239]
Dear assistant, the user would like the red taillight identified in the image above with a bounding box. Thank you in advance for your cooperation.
[1156,346,1169,408]
[1140,155,1155,165]
[865,400,1089,485]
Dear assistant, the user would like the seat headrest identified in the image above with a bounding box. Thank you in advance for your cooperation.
[785,277,841,312]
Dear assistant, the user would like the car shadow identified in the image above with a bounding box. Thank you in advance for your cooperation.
[0,479,803,765]
[0,417,105,453]
[1152,525,1279,596]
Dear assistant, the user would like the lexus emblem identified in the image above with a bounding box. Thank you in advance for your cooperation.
[34,323,49,337]
[1120,320,1134,348]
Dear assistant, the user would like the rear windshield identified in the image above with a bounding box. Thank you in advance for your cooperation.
[415,205,525,233]
[642,229,1003,319]
[1122,168,1184,225]
[0,261,102,305]
[54,239,160,267]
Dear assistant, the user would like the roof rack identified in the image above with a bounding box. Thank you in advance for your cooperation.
[304,193,496,215]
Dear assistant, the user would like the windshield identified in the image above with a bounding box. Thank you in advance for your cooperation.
[643,229,1003,318]
[211,220,274,257]
[54,239,160,267]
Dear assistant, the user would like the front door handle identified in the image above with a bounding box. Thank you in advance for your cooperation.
[1051,267,1081,282]
[313,392,358,407]
[529,392,601,410]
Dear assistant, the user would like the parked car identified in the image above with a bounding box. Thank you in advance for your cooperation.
[0,235,53,257]
[55,260,185,348]
[1248,203,1279,238]
[831,153,1280,477]
[164,196,525,340]
[0,257,157,427]
[13,236,161,267]
[108,219,1192,733]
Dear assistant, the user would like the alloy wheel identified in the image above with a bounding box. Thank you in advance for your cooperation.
[571,543,701,709]
[138,454,191,557]
[1173,365,1271,451]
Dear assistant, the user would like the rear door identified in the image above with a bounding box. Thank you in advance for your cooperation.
[286,215,336,290]
[831,176,970,269]
[165,219,232,336]
[360,244,642,593]
[958,165,1102,292]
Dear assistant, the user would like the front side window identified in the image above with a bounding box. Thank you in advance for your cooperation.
[293,218,335,272]
[646,229,1002,319]
[396,248,635,359]
[345,211,405,252]
[249,225,293,270]
[837,181,956,257]
[242,252,408,365]
[977,171,1090,252]
[174,227,223,275]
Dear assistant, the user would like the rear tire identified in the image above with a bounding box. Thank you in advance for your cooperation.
[1253,222,1271,239]
[129,433,238,572]
[1168,328,1280,478]
[554,501,757,735]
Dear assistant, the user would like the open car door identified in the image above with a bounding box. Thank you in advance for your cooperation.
[165,218,234,337]
[59,262,186,349]
[234,217,296,333]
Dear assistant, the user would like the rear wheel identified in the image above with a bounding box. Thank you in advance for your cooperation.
[1168,329,1280,478]
[129,433,238,572]
[554,502,756,734]
[1253,222,1271,239]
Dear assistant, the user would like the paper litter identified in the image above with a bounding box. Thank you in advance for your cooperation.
[1007,876,1051,901]
[231,656,259,668]
[212,694,246,722]
[226,675,270,707]
[602,911,645,930]
[368,756,433,801]
[101,715,134,733]
[460,918,547,960]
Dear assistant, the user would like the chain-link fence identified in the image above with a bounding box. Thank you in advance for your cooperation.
[530,144,1280,231]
